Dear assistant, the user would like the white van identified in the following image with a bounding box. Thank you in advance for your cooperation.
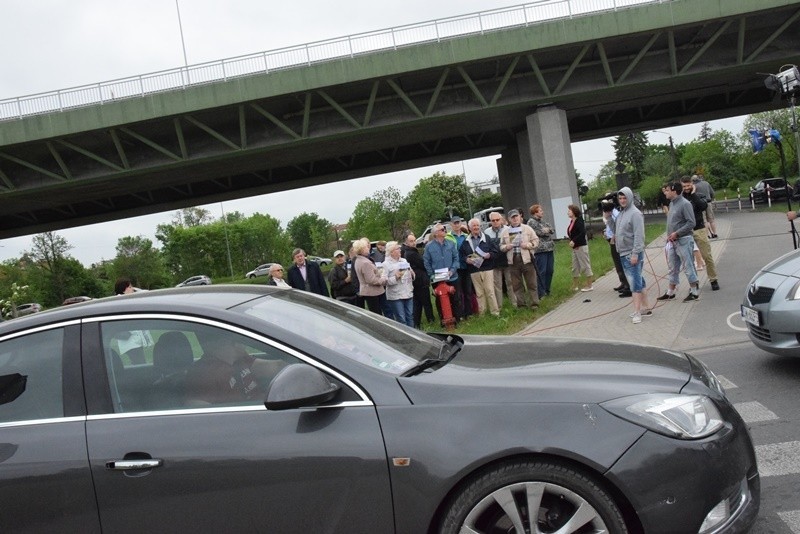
[472,206,505,231]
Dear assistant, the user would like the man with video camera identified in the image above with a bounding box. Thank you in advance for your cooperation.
[600,192,632,297]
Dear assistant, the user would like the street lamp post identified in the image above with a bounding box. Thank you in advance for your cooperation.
[175,0,190,84]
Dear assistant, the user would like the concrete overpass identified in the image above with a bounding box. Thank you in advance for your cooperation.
[0,0,799,238]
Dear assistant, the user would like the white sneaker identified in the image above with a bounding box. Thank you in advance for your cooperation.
[580,286,594,292]
[632,313,642,324]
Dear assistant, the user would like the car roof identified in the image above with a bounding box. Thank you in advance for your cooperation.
[0,285,279,335]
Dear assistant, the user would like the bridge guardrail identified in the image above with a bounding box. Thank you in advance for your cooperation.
[0,0,664,122]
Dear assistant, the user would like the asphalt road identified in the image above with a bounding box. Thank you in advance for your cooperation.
[678,210,800,533]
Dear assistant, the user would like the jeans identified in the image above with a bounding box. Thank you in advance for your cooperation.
[389,298,414,327]
[666,236,698,286]
[534,251,554,297]
[621,251,646,292]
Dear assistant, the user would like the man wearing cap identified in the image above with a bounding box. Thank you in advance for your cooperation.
[446,216,474,320]
[423,223,463,324]
[328,249,359,305]
[500,208,540,309]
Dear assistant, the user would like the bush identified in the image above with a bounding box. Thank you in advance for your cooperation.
[637,175,667,207]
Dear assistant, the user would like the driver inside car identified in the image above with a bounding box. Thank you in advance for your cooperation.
[185,331,285,406]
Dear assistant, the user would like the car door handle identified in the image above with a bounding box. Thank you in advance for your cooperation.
[105,459,163,471]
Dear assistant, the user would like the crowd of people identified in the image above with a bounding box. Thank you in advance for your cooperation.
[264,203,574,329]
[261,172,722,329]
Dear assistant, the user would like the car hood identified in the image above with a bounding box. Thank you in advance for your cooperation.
[397,336,691,404]
[755,248,800,278]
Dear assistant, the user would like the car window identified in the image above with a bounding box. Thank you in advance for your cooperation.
[242,291,442,374]
[100,319,303,413]
[0,328,64,423]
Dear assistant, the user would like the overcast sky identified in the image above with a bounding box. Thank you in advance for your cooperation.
[0,0,745,266]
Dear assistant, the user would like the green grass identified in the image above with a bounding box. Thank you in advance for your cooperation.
[422,223,664,335]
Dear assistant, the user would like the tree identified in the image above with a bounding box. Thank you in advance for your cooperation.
[344,187,408,242]
[287,213,334,255]
[613,132,649,188]
[111,236,170,289]
[680,130,744,190]
[698,121,712,142]
[171,207,212,227]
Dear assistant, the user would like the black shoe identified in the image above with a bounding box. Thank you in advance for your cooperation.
[683,292,699,302]
[618,290,632,298]
[710,280,720,291]
[656,293,675,301]
[613,284,626,291]
[711,234,718,239]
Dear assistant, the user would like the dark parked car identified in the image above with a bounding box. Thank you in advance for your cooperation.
[750,177,793,203]
[742,247,800,356]
[176,275,212,287]
[0,286,759,533]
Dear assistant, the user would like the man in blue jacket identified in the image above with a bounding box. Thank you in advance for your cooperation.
[423,223,462,323]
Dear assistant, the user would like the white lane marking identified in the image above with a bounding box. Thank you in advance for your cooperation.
[733,401,778,423]
[717,375,737,389]
[755,441,800,477]
[779,510,800,534]
[727,311,748,332]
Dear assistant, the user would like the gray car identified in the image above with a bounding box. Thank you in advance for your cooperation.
[175,275,212,287]
[742,247,800,356]
[0,286,759,533]
[246,263,273,278]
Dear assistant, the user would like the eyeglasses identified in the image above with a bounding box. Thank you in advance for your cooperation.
[275,268,283,271]
[490,218,501,222]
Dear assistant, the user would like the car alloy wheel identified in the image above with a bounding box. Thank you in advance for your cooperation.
[441,460,627,534]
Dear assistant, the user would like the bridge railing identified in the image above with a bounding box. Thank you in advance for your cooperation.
[0,0,665,122]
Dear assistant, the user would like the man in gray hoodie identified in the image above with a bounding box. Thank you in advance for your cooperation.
[659,182,701,302]
[610,187,652,324]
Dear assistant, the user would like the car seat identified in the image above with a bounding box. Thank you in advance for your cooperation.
[151,331,195,409]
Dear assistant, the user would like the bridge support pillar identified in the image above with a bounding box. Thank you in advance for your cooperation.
[497,105,577,238]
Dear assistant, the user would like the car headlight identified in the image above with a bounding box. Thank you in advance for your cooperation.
[601,394,724,439]
[787,279,800,300]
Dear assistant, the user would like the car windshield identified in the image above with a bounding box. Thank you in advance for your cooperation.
[241,290,443,374]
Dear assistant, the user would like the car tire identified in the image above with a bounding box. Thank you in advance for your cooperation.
[248,274,256,279]
[439,460,628,534]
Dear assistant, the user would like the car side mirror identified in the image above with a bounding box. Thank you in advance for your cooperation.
[265,364,340,410]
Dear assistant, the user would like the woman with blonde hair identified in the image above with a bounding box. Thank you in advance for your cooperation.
[353,238,387,315]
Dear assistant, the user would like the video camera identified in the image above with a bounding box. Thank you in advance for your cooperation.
[598,191,620,213]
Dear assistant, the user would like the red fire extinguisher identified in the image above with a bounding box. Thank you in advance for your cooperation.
[433,281,456,330]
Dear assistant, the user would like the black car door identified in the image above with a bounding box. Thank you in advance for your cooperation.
[82,317,393,533]
[0,323,100,533]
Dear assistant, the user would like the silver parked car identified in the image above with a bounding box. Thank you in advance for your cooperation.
[176,275,212,287]
[742,247,800,356]
[246,263,273,279]
[307,256,331,266]
[0,286,759,533]
[14,303,42,317]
